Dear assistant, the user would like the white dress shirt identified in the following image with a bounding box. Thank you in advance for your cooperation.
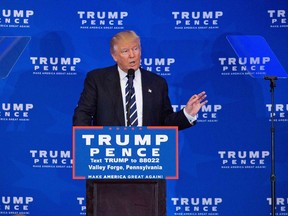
[118,67,197,126]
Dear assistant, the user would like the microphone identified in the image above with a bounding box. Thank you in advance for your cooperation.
[127,69,135,87]
[128,68,135,77]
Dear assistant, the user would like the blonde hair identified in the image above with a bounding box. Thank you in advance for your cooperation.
[110,30,140,54]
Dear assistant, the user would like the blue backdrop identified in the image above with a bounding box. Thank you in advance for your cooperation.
[1,0,288,215]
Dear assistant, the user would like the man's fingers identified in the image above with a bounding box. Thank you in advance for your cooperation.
[189,91,207,103]
[200,100,208,106]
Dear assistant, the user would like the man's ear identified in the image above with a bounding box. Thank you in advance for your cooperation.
[111,53,118,62]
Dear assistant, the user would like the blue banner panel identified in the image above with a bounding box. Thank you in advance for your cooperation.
[73,126,178,180]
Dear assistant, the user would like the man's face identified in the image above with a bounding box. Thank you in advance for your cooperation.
[111,38,141,72]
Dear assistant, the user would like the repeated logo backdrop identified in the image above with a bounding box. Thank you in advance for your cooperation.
[1,0,288,215]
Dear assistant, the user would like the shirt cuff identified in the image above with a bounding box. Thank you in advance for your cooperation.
[183,108,197,124]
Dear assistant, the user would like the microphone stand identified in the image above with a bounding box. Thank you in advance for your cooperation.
[264,76,277,216]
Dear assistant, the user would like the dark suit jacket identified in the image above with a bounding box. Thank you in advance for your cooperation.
[73,65,194,130]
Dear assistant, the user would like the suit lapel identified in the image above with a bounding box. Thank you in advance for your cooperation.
[141,69,152,126]
[106,66,125,125]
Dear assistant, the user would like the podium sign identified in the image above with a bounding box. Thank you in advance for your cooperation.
[72,126,178,180]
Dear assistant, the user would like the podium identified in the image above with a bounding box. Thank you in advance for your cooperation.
[72,126,179,216]
[86,179,166,216]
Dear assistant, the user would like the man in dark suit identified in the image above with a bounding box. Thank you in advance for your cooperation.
[73,30,208,216]
[73,30,207,128]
